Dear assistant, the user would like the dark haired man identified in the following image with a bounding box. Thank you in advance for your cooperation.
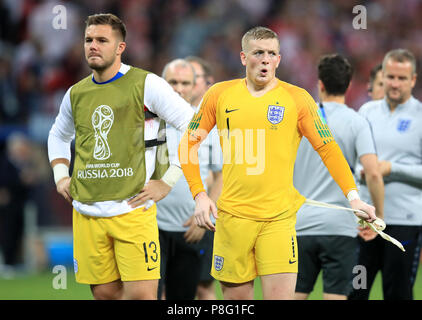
[293,54,384,300]
[47,14,194,300]
[368,64,384,101]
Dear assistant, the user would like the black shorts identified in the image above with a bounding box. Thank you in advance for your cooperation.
[295,235,358,296]
[349,225,422,300]
[158,229,202,300]
[198,230,214,283]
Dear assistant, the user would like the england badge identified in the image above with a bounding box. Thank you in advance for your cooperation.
[267,105,285,125]
[214,255,224,271]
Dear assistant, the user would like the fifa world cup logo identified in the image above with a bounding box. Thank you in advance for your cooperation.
[92,105,114,160]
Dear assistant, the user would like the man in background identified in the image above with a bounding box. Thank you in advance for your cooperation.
[368,64,384,101]
[186,55,222,300]
[350,49,422,300]
[293,54,384,300]
[157,59,222,299]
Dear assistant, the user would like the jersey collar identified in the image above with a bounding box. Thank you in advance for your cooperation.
[91,63,131,84]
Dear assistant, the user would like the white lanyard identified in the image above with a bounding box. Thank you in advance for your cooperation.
[304,199,405,252]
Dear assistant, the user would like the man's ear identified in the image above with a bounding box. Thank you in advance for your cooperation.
[410,72,417,89]
[240,51,247,66]
[117,41,126,56]
[206,76,214,86]
[276,53,281,68]
[317,79,326,100]
[318,79,325,92]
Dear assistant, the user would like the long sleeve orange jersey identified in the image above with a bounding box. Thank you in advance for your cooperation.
[178,78,357,221]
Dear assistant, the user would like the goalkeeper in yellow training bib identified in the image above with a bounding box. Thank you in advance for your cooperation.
[48,14,194,300]
[178,26,377,300]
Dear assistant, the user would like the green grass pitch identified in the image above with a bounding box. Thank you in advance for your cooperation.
[0,266,421,300]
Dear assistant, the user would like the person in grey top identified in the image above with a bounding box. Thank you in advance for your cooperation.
[349,49,422,300]
[156,59,223,300]
[185,55,221,300]
[293,54,385,300]
[368,63,384,101]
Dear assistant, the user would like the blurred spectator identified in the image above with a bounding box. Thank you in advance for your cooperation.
[0,48,21,125]
[0,0,17,44]
[27,0,82,65]
[0,133,33,276]
[0,131,56,276]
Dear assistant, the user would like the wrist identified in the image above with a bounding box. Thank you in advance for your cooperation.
[194,191,206,201]
[53,163,70,184]
[347,189,360,202]
[161,164,183,187]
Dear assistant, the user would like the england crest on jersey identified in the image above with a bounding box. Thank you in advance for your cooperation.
[73,258,78,274]
[267,105,285,125]
[214,255,224,271]
[397,119,411,132]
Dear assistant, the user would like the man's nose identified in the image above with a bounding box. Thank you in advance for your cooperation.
[90,40,99,50]
[391,78,400,88]
[261,53,270,64]
[177,83,187,95]
[172,83,183,96]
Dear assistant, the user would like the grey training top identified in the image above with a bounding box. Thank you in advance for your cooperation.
[294,101,376,237]
[358,96,422,226]
[156,112,223,232]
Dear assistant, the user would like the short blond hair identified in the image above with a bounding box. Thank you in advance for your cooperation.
[382,49,417,75]
[241,26,280,52]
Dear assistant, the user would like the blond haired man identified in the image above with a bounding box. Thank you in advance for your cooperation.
[179,26,376,300]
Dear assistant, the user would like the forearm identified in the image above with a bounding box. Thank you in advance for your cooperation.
[179,131,205,199]
[48,131,72,184]
[50,159,70,185]
[316,141,357,197]
[161,164,183,188]
[47,103,74,164]
[207,171,223,202]
[365,173,384,219]
[388,162,422,185]
[178,85,217,199]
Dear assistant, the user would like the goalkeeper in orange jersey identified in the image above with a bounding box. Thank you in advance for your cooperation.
[178,26,377,300]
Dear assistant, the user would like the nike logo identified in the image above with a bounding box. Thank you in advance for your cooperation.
[147,266,158,271]
[289,259,297,264]
[225,108,239,113]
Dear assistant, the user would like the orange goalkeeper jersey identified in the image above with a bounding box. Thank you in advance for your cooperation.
[179,78,357,221]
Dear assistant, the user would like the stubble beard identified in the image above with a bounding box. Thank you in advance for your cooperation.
[87,56,115,72]
[386,89,405,105]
